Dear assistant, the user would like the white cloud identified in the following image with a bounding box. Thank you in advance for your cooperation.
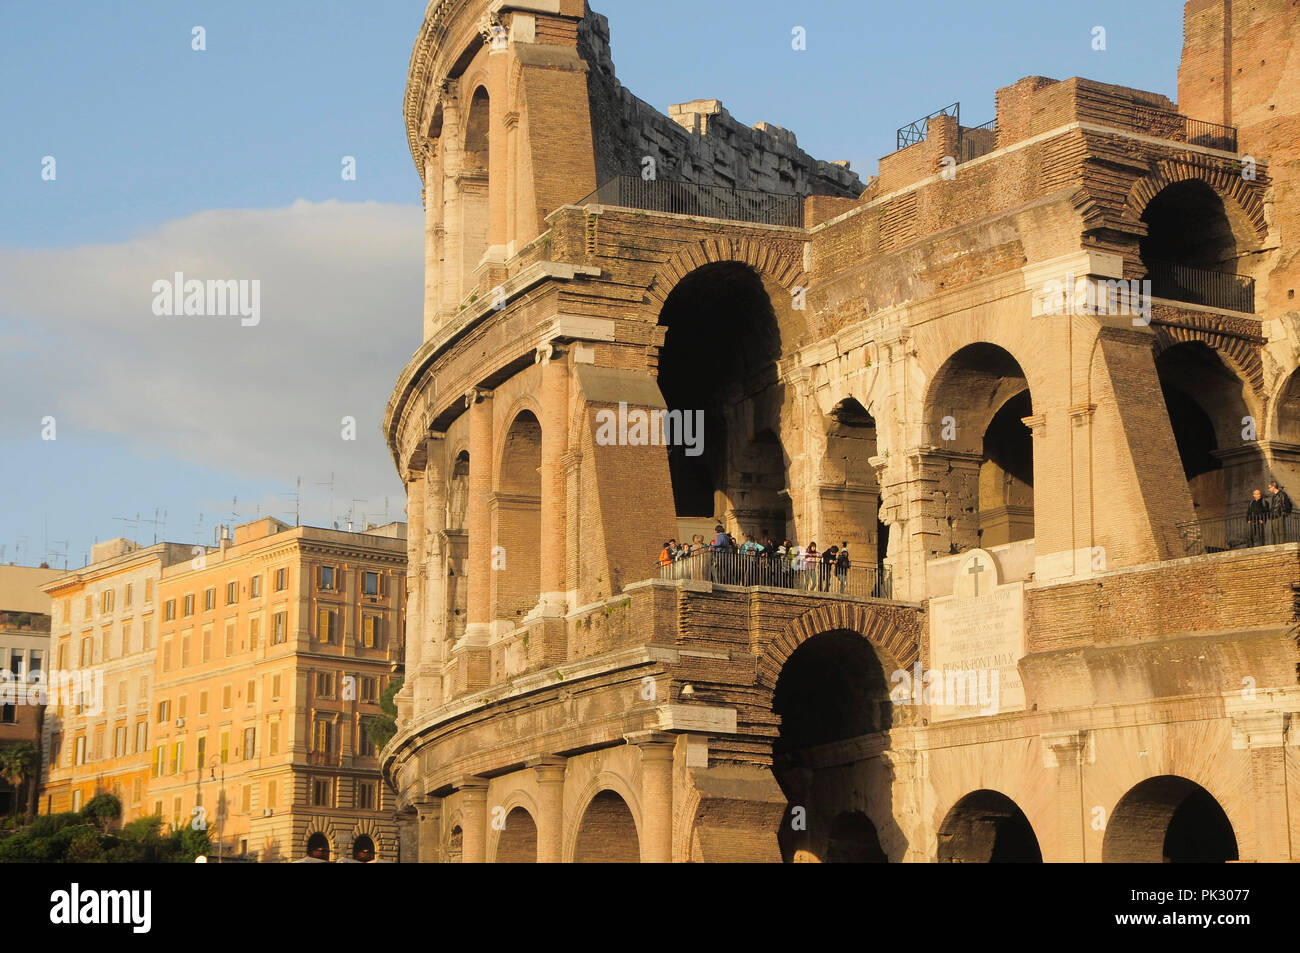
[0,200,423,509]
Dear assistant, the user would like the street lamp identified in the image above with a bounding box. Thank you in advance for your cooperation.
[207,756,225,864]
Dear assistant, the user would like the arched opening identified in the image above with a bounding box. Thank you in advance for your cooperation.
[445,824,463,863]
[494,806,538,863]
[1103,776,1238,863]
[657,262,802,537]
[1141,180,1254,312]
[937,790,1042,863]
[826,811,888,863]
[823,398,888,586]
[924,344,1034,554]
[494,411,542,622]
[460,86,491,287]
[446,450,470,641]
[573,790,640,863]
[351,834,375,862]
[304,832,330,861]
[1156,342,1264,538]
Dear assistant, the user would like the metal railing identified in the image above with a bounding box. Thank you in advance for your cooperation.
[1146,260,1255,313]
[898,102,960,150]
[657,550,893,599]
[960,119,998,162]
[576,176,804,227]
[1170,513,1300,556]
[1129,106,1238,152]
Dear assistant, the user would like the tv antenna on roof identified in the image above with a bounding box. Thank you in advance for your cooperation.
[140,508,167,545]
[48,539,69,571]
[317,472,335,527]
[281,477,302,527]
[113,513,140,540]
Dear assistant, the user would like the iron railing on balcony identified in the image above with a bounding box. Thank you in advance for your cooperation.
[959,119,998,162]
[897,102,960,150]
[1146,260,1255,313]
[657,550,893,599]
[1129,106,1238,152]
[1170,513,1300,557]
[577,176,804,227]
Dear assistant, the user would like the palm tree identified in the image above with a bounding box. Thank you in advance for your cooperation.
[0,742,39,820]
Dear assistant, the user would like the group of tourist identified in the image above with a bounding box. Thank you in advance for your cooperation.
[1245,480,1294,546]
[658,526,854,592]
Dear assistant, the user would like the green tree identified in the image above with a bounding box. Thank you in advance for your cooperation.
[81,792,123,832]
[0,742,40,818]
[363,675,403,752]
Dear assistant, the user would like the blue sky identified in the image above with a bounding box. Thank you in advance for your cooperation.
[0,0,1186,568]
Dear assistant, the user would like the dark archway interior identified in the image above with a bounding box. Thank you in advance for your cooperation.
[1140,180,1237,272]
[446,825,464,863]
[464,87,490,172]
[573,791,640,863]
[658,262,792,525]
[773,630,891,755]
[305,832,330,860]
[1103,775,1238,863]
[826,811,888,863]
[496,411,542,619]
[825,398,888,571]
[984,391,1033,488]
[1161,383,1220,480]
[351,834,374,861]
[495,807,538,863]
[937,790,1042,863]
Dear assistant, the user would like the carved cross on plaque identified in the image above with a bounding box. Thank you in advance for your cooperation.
[967,556,986,596]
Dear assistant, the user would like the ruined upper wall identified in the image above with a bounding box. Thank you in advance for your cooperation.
[575,8,862,198]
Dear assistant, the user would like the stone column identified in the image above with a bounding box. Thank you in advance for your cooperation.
[465,388,494,645]
[1043,730,1087,862]
[529,755,567,863]
[486,25,509,258]
[400,468,426,723]
[415,797,443,864]
[537,343,569,613]
[438,83,463,307]
[627,731,676,863]
[1232,711,1291,860]
[418,433,447,710]
[456,777,490,864]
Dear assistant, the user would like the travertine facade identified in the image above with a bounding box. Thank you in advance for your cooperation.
[383,0,1300,862]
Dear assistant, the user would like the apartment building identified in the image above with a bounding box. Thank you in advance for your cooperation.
[146,517,405,862]
[40,540,193,819]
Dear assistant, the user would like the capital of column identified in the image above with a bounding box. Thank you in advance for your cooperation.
[465,386,494,408]
[1041,730,1088,768]
[536,341,568,365]
[452,775,490,799]
[1021,413,1047,438]
[526,754,567,784]
[1230,710,1289,750]
[625,730,676,762]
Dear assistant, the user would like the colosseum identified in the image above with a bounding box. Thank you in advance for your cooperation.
[381,0,1300,862]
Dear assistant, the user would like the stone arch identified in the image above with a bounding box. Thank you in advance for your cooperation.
[759,603,920,692]
[643,238,808,318]
[937,789,1043,863]
[492,805,539,863]
[443,812,464,863]
[572,789,641,863]
[1124,156,1268,243]
[1270,364,1300,444]
[822,396,888,577]
[493,408,543,622]
[1151,322,1266,402]
[1102,775,1239,863]
[348,815,385,859]
[566,772,643,863]
[825,810,888,863]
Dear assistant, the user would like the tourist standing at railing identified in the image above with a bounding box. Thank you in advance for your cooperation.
[711,524,734,583]
[739,534,760,585]
[804,542,819,590]
[819,545,838,591]
[835,542,851,593]
[1247,489,1268,547]
[790,542,805,589]
[778,539,793,588]
[761,537,778,585]
[1268,480,1293,544]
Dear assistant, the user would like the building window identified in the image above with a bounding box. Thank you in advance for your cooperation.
[157,699,170,723]
[225,581,238,605]
[269,721,280,756]
[313,718,334,753]
[164,599,176,622]
[196,736,207,770]
[360,676,378,703]
[249,617,260,652]
[222,621,234,656]
[116,683,127,710]
[271,674,281,700]
[178,695,188,719]
[142,620,152,651]
[363,571,380,597]
[132,778,142,803]
[161,638,172,673]
[144,579,153,603]
[135,721,147,754]
[0,704,15,725]
[222,684,232,711]
[312,778,332,807]
[202,588,215,612]
[181,633,191,668]
[153,745,166,777]
[72,790,83,811]
[357,728,374,757]
[250,575,262,598]
[182,594,194,617]
[120,624,131,657]
[355,781,376,809]
[49,732,62,765]
[202,629,212,662]
[57,641,67,670]
[220,730,230,764]
[74,735,86,766]
[114,725,127,758]
[361,616,380,648]
[243,727,256,759]
[272,611,287,644]
[316,672,334,699]
[319,566,336,591]
[266,780,277,809]
[172,741,184,774]
[83,595,92,618]
[92,729,104,761]
[102,589,114,613]
[246,679,256,705]
[275,568,287,591]
[316,608,336,643]
[29,650,42,675]
[79,637,92,667]
[124,584,133,609]
[240,784,253,814]
[198,690,208,716]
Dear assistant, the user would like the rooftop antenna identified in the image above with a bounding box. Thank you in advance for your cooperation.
[194,512,205,544]
[48,539,69,571]
[317,472,335,528]
[230,496,239,524]
[113,513,140,540]
[281,477,302,527]
[347,497,367,532]
[16,536,29,566]
[141,508,167,545]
